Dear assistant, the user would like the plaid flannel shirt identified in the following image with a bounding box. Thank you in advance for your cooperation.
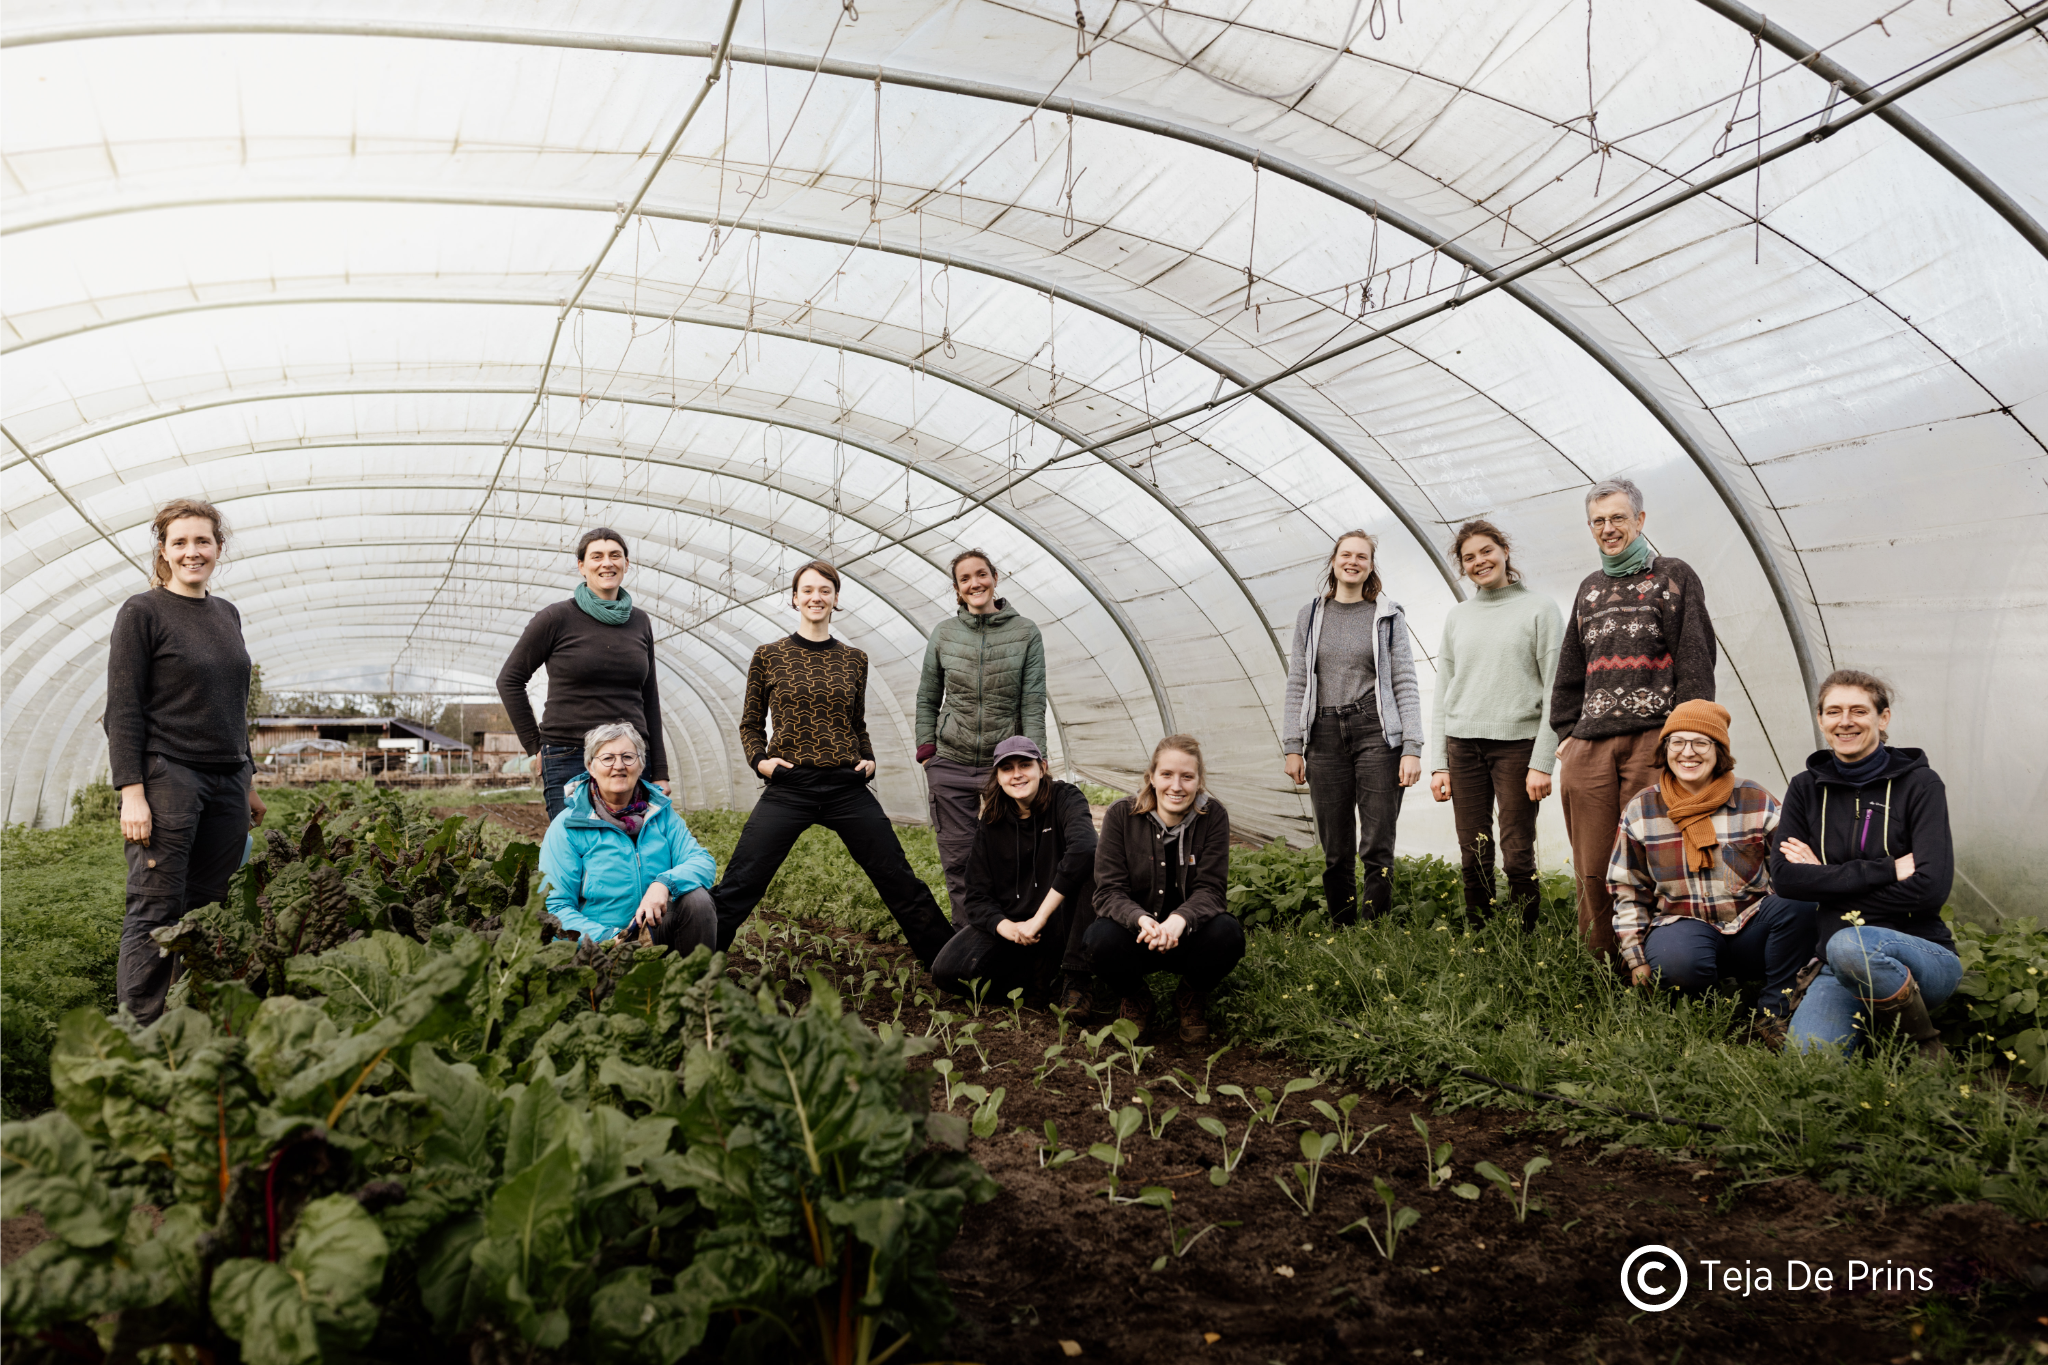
[1607,777,1782,971]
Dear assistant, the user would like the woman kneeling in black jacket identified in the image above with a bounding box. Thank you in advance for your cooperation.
[931,737,1099,1014]
[1089,735,1245,1044]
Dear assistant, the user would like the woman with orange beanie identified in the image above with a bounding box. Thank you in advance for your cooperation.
[1606,700,1817,1046]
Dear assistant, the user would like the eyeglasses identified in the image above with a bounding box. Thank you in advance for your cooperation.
[1665,738,1716,757]
[1588,514,1637,530]
[592,753,641,770]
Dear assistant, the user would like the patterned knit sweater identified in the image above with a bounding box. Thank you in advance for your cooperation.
[1550,557,1716,742]
[740,634,875,771]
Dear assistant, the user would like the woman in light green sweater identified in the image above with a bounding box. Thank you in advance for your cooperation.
[1426,520,1564,929]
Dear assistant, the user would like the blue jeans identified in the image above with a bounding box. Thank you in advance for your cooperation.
[541,744,587,820]
[1639,895,1817,1019]
[1790,927,1962,1057]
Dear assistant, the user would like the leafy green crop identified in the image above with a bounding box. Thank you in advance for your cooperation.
[1947,911,2048,1085]
[3,798,993,1365]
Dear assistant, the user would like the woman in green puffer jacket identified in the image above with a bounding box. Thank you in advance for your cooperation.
[916,549,1049,925]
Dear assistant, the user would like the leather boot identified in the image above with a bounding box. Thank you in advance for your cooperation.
[1863,971,1948,1065]
[1058,974,1096,1022]
[1174,983,1211,1045]
[1117,993,1156,1039]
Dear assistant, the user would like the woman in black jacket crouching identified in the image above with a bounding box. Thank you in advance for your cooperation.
[930,737,1098,1014]
[1089,734,1245,1044]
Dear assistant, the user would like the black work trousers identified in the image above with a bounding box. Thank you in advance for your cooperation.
[1084,913,1247,1000]
[1445,735,1542,930]
[1305,707,1405,925]
[710,768,956,967]
[931,898,1095,1001]
[121,755,250,1024]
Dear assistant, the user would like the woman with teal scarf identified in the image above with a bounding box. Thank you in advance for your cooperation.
[497,527,674,818]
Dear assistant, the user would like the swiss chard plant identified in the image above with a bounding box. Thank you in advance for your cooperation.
[2,799,995,1365]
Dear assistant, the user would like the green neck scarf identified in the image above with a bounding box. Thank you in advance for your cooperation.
[1600,535,1653,578]
[574,582,634,626]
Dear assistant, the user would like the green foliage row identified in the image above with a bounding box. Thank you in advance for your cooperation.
[1218,870,2047,1219]
[3,797,992,1364]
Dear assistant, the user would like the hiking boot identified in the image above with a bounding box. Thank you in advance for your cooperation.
[1174,983,1212,1045]
[1058,978,1096,1022]
[1746,1011,1788,1053]
[1118,993,1156,1038]
[1865,971,1948,1065]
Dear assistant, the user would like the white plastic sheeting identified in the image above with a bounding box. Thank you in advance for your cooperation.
[3,1,2042,918]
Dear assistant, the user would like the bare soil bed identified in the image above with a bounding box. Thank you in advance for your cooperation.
[430,802,553,840]
[792,927,2043,1365]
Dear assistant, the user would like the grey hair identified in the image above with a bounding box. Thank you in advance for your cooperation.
[582,722,648,768]
[1584,477,1645,517]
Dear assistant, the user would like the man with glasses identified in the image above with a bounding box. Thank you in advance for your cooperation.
[1607,701,1814,1048]
[1549,478,1718,971]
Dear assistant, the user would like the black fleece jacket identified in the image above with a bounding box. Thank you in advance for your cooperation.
[1769,746,1954,948]
[1093,793,1231,931]
[961,781,1098,934]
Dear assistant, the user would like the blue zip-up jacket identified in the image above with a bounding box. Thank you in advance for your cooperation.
[538,775,716,943]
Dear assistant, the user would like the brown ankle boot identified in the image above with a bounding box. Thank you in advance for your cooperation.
[1864,971,1948,1064]
[1118,993,1156,1038]
[1174,984,1211,1045]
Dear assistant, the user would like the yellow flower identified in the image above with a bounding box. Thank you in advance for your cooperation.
[1959,1085,1972,1098]
[1860,1102,1871,1109]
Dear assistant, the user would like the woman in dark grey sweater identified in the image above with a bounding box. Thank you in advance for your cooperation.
[105,498,265,1024]
[497,527,671,818]
[1281,530,1423,925]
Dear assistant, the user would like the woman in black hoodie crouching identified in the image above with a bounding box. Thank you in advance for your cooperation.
[1777,670,1958,1063]
[930,737,1099,1014]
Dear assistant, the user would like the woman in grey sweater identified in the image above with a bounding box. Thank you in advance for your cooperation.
[1281,530,1423,925]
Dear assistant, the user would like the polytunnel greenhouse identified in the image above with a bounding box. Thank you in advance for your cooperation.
[4,0,2043,918]
[5,4,2048,1361]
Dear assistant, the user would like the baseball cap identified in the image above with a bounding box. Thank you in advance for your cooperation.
[991,736,1043,764]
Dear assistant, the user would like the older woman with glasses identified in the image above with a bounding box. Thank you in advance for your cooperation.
[1607,701,1816,1048]
[538,722,716,951]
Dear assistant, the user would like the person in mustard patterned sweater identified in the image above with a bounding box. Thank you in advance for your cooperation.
[708,560,957,968]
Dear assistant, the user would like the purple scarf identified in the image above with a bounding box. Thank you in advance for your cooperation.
[591,793,652,838]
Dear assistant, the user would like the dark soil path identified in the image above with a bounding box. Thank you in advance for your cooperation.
[794,925,2044,1365]
[430,802,552,840]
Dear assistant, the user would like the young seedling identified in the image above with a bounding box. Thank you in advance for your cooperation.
[1077,1056,1119,1112]
[1309,1094,1387,1156]
[1004,987,1026,1033]
[1032,1042,1068,1089]
[1079,1022,1115,1061]
[1196,1113,1257,1184]
[1276,1130,1341,1217]
[1136,1187,1241,1270]
[956,1020,991,1071]
[965,977,993,1018]
[1088,1105,1144,1199]
[970,1086,1007,1139]
[1133,1087,1181,1140]
[1218,1075,1321,1127]
[1412,1114,1453,1191]
[1161,1044,1232,1106]
[1109,1017,1156,1079]
[1339,1178,1421,1262]
[930,1058,974,1112]
[1472,1156,1551,1223]
[1032,1119,1080,1168]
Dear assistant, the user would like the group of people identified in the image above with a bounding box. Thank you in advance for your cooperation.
[104,485,1960,1063]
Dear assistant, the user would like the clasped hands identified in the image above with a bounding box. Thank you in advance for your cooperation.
[1135,912,1187,952]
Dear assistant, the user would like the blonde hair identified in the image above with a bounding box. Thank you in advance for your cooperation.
[149,498,228,589]
[1131,734,1206,816]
